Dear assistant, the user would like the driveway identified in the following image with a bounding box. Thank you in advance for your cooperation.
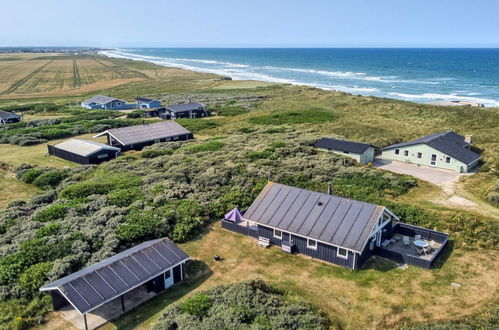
[373,158,462,186]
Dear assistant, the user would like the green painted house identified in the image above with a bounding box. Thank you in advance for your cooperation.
[314,137,375,164]
[381,131,481,173]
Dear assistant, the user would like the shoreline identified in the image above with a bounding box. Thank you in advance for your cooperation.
[99,49,498,108]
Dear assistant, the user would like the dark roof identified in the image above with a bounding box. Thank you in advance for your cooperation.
[314,137,373,154]
[0,110,21,119]
[40,238,189,314]
[136,97,158,103]
[166,102,205,113]
[93,121,191,146]
[244,182,385,252]
[382,131,481,165]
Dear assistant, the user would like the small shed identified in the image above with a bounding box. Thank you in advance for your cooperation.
[136,97,161,109]
[93,121,193,151]
[48,139,121,165]
[0,110,22,124]
[40,238,189,330]
[165,102,210,119]
[314,137,375,164]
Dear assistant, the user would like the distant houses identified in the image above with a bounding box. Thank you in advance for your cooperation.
[164,102,210,119]
[136,97,161,109]
[314,137,375,164]
[81,95,136,110]
[40,238,189,330]
[94,121,193,151]
[381,131,481,173]
[0,110,21,124]
[47,139,121,165]
[222,182,449,270]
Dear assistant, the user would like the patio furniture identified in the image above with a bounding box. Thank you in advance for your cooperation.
[381,239,392,247]
[394,236,401,241]
[258,236,270,248]
[403,236,410,246]
[413,239,429,249]
[415,234,422,240]
[224,207,243,222]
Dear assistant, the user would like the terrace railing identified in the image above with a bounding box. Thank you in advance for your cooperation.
[221,219,259,238]
[375,222,449,269]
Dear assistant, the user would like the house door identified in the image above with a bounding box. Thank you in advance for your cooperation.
[164,269,174,289]
[430,154,437,166]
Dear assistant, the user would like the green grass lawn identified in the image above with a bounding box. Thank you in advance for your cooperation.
[0,169,40,209]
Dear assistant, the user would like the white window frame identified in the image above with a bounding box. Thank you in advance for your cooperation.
[307,238,317,250]
[395,149,399,155]
[445,156,451,163]
[337,247,348,259]
[404,150,409,156]
[273,229,282,239]
[97,154,108,159]
[417,152,422,159]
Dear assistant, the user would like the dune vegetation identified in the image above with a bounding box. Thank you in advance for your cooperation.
[0,54,497,330]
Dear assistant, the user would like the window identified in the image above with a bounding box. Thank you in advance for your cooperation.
[417,152,422,159]
[273,229,282,239]
[337,248,348,259]
[165,269,171,279]
[97,154,108,159]
[445,156,451,163]
[173,136,179,140]
[154,139,161,143]
[343,151,350,154]
[307,239,317,250]
[404,150,409,156]
[395,149,399,155]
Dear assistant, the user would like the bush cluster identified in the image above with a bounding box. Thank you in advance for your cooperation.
[152,280,327,329]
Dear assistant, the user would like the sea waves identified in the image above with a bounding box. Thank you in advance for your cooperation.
[100,49,499,107]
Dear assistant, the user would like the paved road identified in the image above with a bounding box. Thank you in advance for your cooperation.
[373,158,462,185]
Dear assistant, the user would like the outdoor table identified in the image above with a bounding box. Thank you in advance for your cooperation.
[413,239,429,248]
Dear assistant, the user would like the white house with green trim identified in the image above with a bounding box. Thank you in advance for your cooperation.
[314,137,375,164]
[381,131,481,173]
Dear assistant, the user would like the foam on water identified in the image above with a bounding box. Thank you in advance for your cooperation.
[100,48,499,107]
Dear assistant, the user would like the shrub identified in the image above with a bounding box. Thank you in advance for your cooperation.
[181,141,225,154]
[214,105,249,117]
[33,170,68,189]
[176,119,220,132]
[18,262,53,295]
[107,187,143,207]
[245,149,273,161]
[35,223,62,238]
[60,182,112,199]
[21,168,44,184]
[127,110,144,118]
[180,294,212,318]
[141,149,173,158]
[116,209,169,242]
[34,205,67,222]
[237,127,256,133]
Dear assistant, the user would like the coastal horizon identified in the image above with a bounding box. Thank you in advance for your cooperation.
[100,47,499,107]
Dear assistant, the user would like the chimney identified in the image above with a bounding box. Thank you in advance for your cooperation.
[464,135,473,146]
[327,182,332,195]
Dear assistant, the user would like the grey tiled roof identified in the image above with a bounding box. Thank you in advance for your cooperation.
[314,137,372,154]
[40,238,189,314]
[0,110,21,120]
[382,131,481,165]
[53,139,120,157]
[95,121,191,146]
[166,102,205,113]
[244,182,385,252]
[82,95,124,105]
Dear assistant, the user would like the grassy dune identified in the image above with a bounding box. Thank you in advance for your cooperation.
[0,54,497,330]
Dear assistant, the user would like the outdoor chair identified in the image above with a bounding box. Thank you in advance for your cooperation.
[415,234,422,240]
[403,236,410,246]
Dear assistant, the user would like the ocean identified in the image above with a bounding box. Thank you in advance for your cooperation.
[100,48,499,107]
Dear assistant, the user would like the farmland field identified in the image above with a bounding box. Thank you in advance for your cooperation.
[0,54,166,98]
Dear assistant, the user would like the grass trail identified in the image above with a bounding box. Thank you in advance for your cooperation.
[72,59,81,88]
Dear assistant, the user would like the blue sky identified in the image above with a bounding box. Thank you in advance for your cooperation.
[1,0,498,47]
